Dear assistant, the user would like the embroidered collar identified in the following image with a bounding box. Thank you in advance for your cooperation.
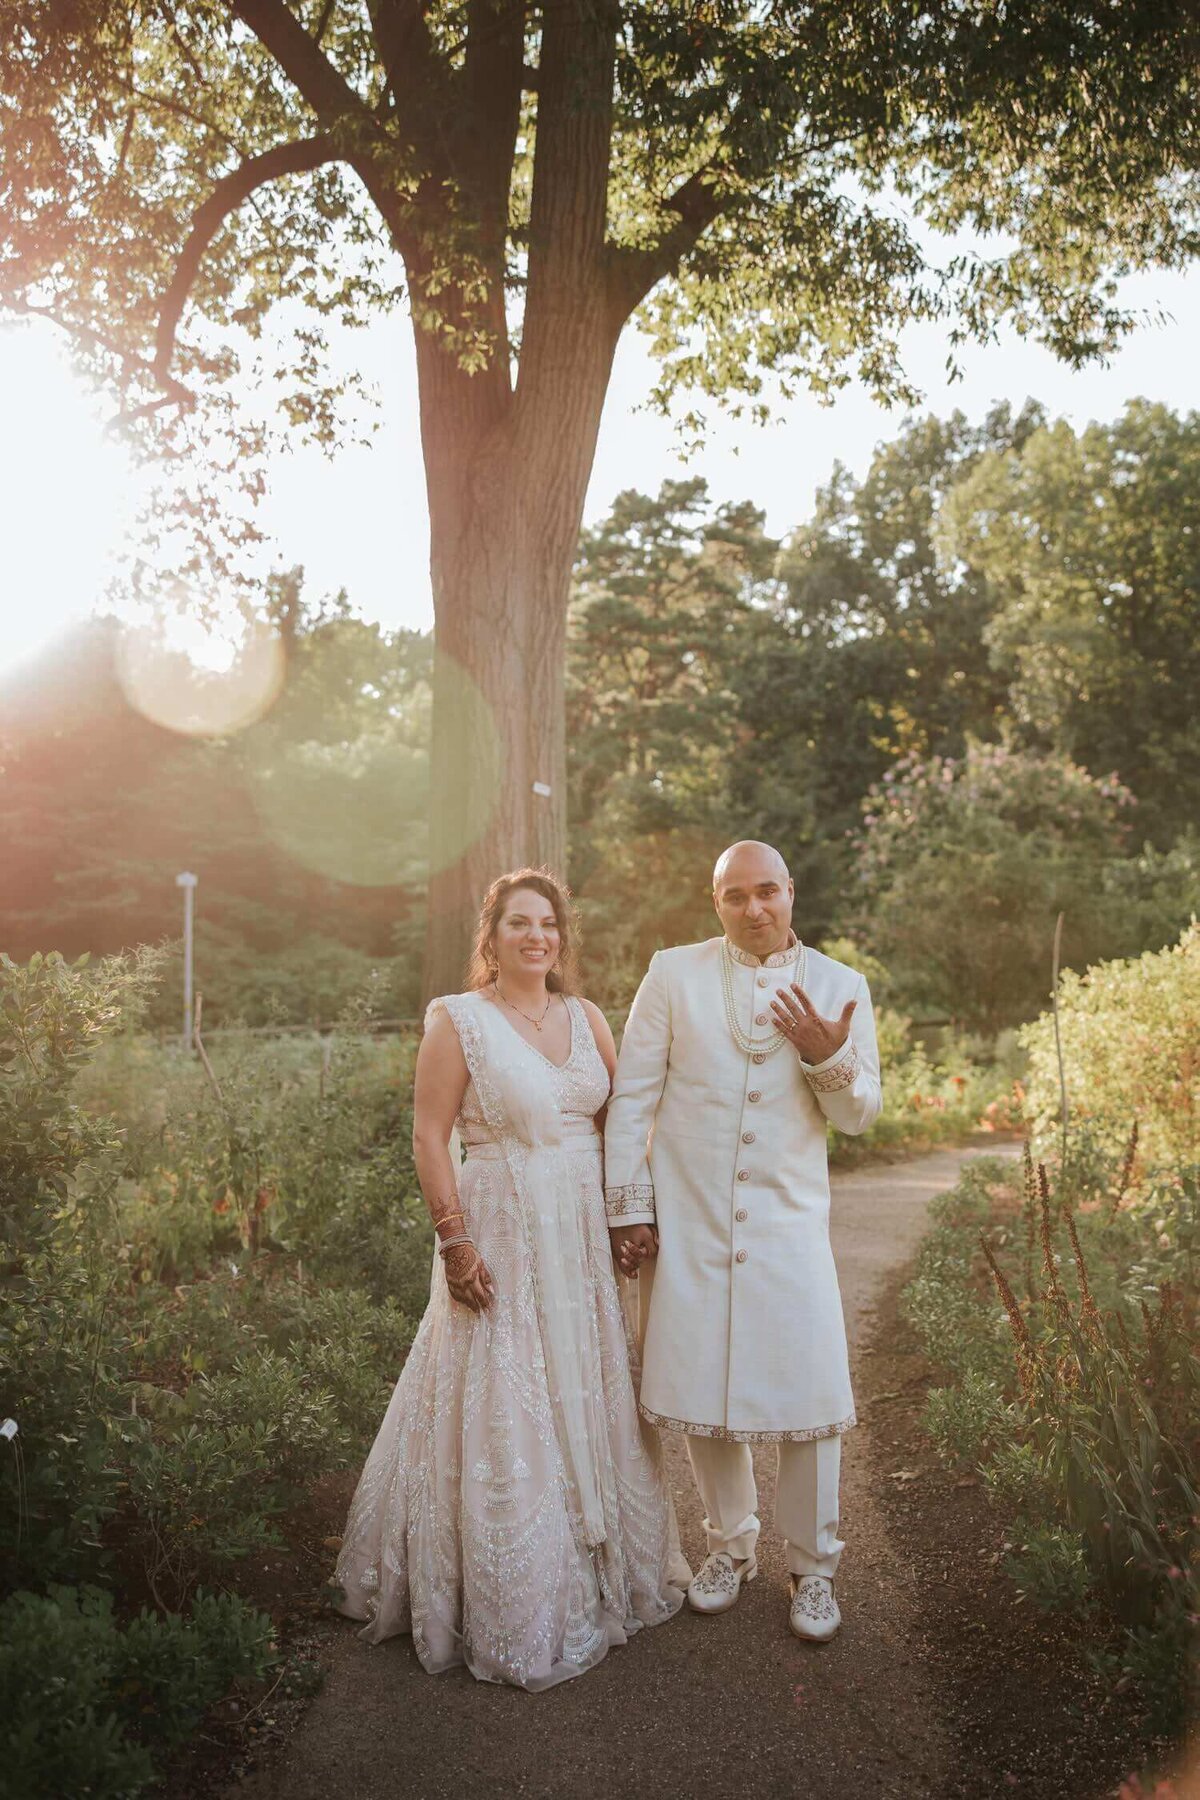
[723,928,802,969]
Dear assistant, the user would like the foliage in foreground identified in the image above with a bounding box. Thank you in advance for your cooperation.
[0,1584,275,1800]
[0,951,431,1795]
[904,1140,1198,1736]
[0,927,1018,1792]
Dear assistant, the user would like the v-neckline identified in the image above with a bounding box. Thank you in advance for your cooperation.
[484,992,576,1071]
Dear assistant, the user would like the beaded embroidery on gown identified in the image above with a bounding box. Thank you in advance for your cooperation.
[333,990,686,1690]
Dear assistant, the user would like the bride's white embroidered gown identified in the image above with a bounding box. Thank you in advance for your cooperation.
[334,990,685,1690]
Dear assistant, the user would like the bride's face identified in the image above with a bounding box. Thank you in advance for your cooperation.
[491,887,562,983]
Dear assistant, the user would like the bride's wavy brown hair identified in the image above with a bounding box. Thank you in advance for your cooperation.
[466,867,581,995]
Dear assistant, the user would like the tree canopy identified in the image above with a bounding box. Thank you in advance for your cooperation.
[6,2,1199,434]
[941,400,1200,845]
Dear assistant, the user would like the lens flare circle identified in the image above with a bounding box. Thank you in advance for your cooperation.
[245,649,502,888]
[116,618,286,737]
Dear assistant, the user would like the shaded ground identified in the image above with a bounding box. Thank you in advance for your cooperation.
[159,1141,1194,1800]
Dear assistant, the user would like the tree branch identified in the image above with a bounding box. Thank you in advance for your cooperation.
[4,297,194,418]
[604,120,875,330]
[369,0,454,145]
[232,0,383,136]
[605,162,727,327]
[461,0,525,279]
[153,136,338,386]
[517,0,618,414]
[231,0,433,257]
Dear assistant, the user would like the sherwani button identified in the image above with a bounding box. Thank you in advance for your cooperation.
[742,1130,755,1144]
[736,1249,748,1263]
[735,1207,748,1222]
[736,1168,749,1182]
[752,1052,766,1064]
[748,1089,761,1102]
[757,975,769,987]
[755,1012,768,1025]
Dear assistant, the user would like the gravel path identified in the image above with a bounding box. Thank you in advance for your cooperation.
[232,1144,1014,1800]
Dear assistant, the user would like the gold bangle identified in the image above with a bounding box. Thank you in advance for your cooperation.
[434,1210,466,1231]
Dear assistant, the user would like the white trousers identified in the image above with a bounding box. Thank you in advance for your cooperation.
[685,1431,845,1579]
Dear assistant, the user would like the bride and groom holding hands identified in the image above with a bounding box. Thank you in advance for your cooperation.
[335,839,882,1691]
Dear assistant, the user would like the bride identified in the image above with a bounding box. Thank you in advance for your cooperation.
[334,868,687,1689]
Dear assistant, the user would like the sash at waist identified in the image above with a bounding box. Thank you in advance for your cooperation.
[463,1123,602,1161]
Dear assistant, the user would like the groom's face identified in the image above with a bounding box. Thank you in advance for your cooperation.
[713,850,795,957]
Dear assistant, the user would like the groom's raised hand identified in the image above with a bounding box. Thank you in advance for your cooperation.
[770,984,856,1065]
[609,1224,658,1278]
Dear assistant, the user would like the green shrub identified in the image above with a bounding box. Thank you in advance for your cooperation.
[122,1416,286,1605]
[899,1159,1016,1383]
[909,1132,1199,1733]
[1020,922,1200,1169]
[0,1583,273,1800]
[189,1347,346,1490]
[1005,1524,1094,1614]
[0,947,161,1252]
[0,1254,132,1588]
[923,1369,1010,1467]
[850,743,1136,1032]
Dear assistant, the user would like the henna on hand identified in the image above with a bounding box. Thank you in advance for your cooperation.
[608,1223,657,1278]
[443,1242,494,1311]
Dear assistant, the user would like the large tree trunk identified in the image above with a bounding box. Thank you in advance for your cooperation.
[410,0,621,999]
[417,331,617,1001]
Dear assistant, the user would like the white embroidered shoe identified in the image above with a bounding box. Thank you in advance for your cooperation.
[687,1550,758,1615]
[788,1573,841,1641]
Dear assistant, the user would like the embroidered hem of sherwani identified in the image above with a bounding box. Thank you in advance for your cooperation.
[638,1405,858,1444]
[603,936,883,1442]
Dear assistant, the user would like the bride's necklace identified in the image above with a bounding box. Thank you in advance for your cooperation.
[495,981,553,1032]
[719,937,806,1059]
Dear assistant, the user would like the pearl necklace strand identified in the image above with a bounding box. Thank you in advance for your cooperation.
[719,937,807,1058]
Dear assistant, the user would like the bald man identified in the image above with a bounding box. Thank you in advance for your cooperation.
[604,841,882,1642]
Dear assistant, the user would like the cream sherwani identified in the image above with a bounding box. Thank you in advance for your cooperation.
[604,932,882,1575]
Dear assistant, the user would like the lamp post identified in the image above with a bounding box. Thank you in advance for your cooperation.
[175,871,198,1049]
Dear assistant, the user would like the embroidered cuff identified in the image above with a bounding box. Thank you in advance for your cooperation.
[606,1182,656,1222]
[802,1037,862,1094]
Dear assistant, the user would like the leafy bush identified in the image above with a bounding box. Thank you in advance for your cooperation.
[1020,922,1200,1170]
[850,742,1136,1031]
[923,1369,1010,1467]
[191,1349,345,1488]
[0,947,160,1251]
[899,1160,1016,1383]
[0,1251,132,1589]
[122,1413,287,1606]
[117,1285,416,1603]
[0,951,162,1588]
[0,1583,273,1800]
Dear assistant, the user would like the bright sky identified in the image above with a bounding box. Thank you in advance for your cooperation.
[3,261,1200,675]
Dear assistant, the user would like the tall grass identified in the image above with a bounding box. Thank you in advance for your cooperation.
[905,1145,1198,1735]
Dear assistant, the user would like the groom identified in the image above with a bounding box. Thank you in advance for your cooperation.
[604,841,882,1640]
